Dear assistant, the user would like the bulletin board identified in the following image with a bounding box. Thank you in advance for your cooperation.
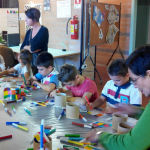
[0,8,19,34]
[90,2,120,46]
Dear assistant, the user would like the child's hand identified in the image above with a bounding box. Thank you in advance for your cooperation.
[86,103,93,111]
[32,80,39,86]
[50,90,57,97]
[81,98,86,105]
[26,79,31,85]
[104,106,116,114]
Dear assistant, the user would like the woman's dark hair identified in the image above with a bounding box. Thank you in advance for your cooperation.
[25,8,40,22]
[108,59,128,77]
[58,64,78,82]
[36,52,54,68]
[126,45,150,77]
[20,49,32,65]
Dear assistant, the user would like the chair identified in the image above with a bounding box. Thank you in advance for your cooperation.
[0,45,18,69]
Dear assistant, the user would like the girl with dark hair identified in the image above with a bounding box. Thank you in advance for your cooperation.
[20,8,49,75]
[0,49,32,83]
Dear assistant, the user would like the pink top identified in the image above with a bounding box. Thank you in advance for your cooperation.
[66,77,99,102]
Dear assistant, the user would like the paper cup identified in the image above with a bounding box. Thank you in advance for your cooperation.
[117,122,132,134]
[112,113,128,131]
[55,93,66,107]
[66,103,79,119]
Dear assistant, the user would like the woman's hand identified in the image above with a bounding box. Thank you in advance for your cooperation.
[85,129,101,144]
[24,45,31,50]
[23,46,32,53]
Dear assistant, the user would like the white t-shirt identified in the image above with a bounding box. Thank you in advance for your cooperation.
[0,55,5,71]
[0,64,5,71]
[13,63,33,77]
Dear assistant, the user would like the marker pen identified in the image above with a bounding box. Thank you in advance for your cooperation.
[72,122,92,128]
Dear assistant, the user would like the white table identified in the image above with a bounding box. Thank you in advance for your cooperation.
[9,46,81,70]
[9,46,80,58]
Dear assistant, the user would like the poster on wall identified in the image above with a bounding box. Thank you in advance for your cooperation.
[90,2,120,46]
[44,0,50,11]
[57,0,71,18]
[24,3,42,31]
[0,9,7,32]
[74,0,81,9]
[7,8,19,34]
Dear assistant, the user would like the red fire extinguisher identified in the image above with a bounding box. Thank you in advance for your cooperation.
[66,16,79,40]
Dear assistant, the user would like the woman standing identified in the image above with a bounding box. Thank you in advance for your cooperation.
[21,7,49,74]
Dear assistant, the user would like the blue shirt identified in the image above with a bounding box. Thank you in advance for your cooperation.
[35,68,59,87]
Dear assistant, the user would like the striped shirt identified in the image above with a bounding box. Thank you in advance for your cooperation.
[101,80,142,108]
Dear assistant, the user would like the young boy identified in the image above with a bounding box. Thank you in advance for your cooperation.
[91,59,142,112]
[31,52,59,92]
[54,64,99,105]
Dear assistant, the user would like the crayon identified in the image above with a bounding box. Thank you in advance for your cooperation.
[6,121,27,126]
[72,122,92,129]
[63,144,80,150]
[12,105,16,113]
[32,102,46,107]
[12,123,28,131]
[79,114,87,122]
[22,74,27,86]
[60,139,83,148]
[0,100,5,107]
[4,108,12,116]
[24,107,32,116]
[85,145,101,150]
[58,109,65,120]
[69,137,84,141]
[48,128,56,135]
[68,140,84,146]
[37,102,46,107]
[0,135,12,140]
[85,96,93,110]
[40,119,44,150]
[65,134,80,137]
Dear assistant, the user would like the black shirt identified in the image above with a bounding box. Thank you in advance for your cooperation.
[20,25,49,53]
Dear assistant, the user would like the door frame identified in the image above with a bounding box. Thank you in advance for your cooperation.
[129,0,137,54]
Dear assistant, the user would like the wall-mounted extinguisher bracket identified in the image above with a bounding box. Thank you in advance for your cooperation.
[66,15,79,40]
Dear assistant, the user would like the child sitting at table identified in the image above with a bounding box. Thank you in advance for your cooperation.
[51,64,99,106]
[91,59,142,113]
[0,49,32,82]
[0,55,5,72]
[31,52,59,92]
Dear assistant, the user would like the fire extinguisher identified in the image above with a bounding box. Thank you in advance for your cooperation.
[66,16,79,40]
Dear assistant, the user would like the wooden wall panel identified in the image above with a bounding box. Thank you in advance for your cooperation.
[96,0,132,66]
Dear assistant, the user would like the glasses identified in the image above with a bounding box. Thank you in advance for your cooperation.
[130,76,141,84]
